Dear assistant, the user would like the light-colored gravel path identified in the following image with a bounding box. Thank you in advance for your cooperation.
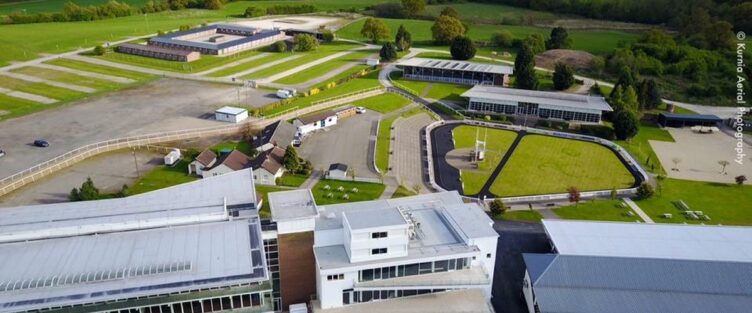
[223,54,304,79]
[0,86,57,104]
[1,72,95,93]
[34,63,135,83]
[390,113,434,192]
[623,198,654,223]
[194,52,271,76]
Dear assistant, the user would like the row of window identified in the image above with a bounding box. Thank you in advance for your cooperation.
[469,101,602,123]
[342,288,452,305]
[404,67,498,81]
[263,238,282,312]
[102,292,270,313]
[371,248,388,255]
[327,274,345,281]
[371,231,388,239]
[359,258,470,282]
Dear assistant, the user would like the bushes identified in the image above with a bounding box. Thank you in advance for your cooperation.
[449,36,476,60]
[271,41,288,52]
[294,34,318,52]
[579,125,616,140]
[244,6,265,18]
[372,3,406,18]
[266,4,316,15]
[6,0,137,24]
[93,45,106,56]
[490,31,514,48]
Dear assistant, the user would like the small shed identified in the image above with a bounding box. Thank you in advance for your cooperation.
[215,106,248,123]
[658,113,722,128]
[328,163,348,179]
[163,149,181,166]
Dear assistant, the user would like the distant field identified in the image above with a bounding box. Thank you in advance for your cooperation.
[206,52,290,78]
[242,42,362,80]
[274,49,376,85]
[0,93,47,121]
[336,18,639,55]
[0,75,85,100]
[0,0,151,14]
[490,134,635,196]
[12,66,120,90]
[423,3,559,24]
[45,58,153,80]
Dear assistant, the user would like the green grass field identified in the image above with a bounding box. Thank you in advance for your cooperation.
[274,49,376,85]
[312,179,385,205]
[389,71,471,101]
[210,140,254,156]
[0,0,152,14]
[496,209,543,222]
[0,93,48,121]
[242,42,362,80]
[423,3,558,25]
[276,173,309,188]
[490,134,635,197]
[206,52,291,78]
[348,92,411,114]
[614,121,674,175]
[452,125,518,195]
[45,58,154,80]
[336,18,639,55]
[12,66,120,90]
[553,199,643,222]
[127,158,199,195]
[0,75,86,100]
[636,178,752,226]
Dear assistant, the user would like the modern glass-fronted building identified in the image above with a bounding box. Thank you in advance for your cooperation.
[462,86,613,124]
[395,58,513,86]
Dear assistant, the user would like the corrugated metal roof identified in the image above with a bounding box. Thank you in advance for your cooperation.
[150,25,282,51]
[462,85,613,112]
[395,57,513,75]
[659,113,722,122]
[524,253,752,313]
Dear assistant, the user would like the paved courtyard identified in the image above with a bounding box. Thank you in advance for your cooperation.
[650,128,751,184]
[391,113,434,191]
[298,111,380,179]
[0,79,275,180]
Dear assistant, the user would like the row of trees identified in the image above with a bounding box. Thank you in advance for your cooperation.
[244,4,317,18]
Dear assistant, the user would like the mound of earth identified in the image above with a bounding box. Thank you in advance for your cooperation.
[535,49,595,72]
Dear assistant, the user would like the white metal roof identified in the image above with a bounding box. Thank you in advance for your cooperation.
[215,106,248,115]
[343,207,407,230]
[543,220,752,262]
[396,57,513,75]
[269,189,319,221]
[462,85,613,112]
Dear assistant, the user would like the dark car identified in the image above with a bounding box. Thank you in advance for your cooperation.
[0,148,5,158]
[33,139,49,148]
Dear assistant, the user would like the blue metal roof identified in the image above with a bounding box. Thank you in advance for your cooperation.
[524,253,752,313]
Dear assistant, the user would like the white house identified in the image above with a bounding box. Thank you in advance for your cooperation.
[268,190,499,312]
[188,149,217,176]
[327,163,348,179]
[199,150,253,178]
[215,106,249,123]
[250,146,286,185]
[294,110,337,137]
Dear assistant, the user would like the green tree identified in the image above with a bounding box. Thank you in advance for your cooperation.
[637,79,661,111]
[431,15,465,45]
[395,24,412,51]
[513,44,538,90]
[736,175,748,186]
[523,33,546,54]
[613,109,639,140]
[567,186,581,205]
[489,199,506,216]
[244,6,265,17]
[439,6,459,19]
[450,36,476,60]
[622,86,639,112]
[490,30,513,48]
[93,45,106,56]
[203,0,222,10]
[294,34,318,52]
[380,42,398,62]
[552,62,574,90]
[635,182,655,200]
[610,66,636,98]
[546,26,572,49]
[283,146,301,172]
[178,24,191,31]
[271,40,287,52]
[360,17,391,43]
[401,0,425,16]
[69,177,101,201]
[321,30,335,43]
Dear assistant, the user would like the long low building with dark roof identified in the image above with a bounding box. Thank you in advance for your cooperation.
[395,57,513,86]
[148,24,285,56]
[116,43,200,62]
[462,85,613,123]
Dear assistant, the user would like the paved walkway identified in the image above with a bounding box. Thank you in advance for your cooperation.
[623,198,654,223]
[34,63,135,83]
[0,86,57,104]
[390,112,435,192]
[301,170,322,189]
[194,52,270,76]
[379,176,400,199]
[223,54,304,79]
[1,72,95,93]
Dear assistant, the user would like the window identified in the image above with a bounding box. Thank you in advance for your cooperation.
[371,231,388,239]
[327,274,344,281]
[371,248,388,255]
[487,253,492,259]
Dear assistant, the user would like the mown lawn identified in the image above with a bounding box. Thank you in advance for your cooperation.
[490,134,635,196]
[636,178,752,226]
[312,179,385,205]
[276,173,309,188]
[337,18,639,55]
[242,42,362,80]
[12,66,121,90]
[127,158,199,195]
[45,58,154,80]
[348,92,411,114]
[496,210,544,222]
[211,140,254,156]
[614,121,674,175]
[553,199,643,222]
[256,185,290,218]
[391,185,418,198]
[274,49,377,85]
[0,76,86,100]
[206,52,291,78]
[453,125,517,195]
[0,94,48,122]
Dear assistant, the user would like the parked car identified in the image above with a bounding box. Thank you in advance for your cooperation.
[356,107,367,114]
[33,139,49,147]
[0,148,5,158]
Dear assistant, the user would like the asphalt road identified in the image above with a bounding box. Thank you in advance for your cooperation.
[491,220,550,313]
[429,123,463,192]
[298,110,380,179]
[0,78,275,179]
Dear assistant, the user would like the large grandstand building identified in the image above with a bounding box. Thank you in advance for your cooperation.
[395,57,513,86]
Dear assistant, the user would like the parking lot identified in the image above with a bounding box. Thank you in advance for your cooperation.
[0,78,276,180]
[298,110,380,179]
